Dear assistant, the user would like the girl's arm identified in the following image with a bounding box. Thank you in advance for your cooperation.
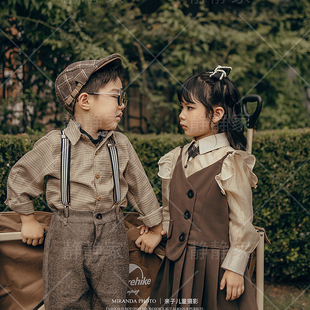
[218,151,260,276]
[216,151,259,300]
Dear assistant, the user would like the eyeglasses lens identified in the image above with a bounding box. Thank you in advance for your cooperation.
[120,89,128,107]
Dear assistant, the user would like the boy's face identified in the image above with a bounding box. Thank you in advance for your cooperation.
[87,77,125,131]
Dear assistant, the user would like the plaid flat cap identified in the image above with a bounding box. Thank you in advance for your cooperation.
[55,53,122,114]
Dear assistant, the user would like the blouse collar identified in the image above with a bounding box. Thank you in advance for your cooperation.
[193,133,230,154]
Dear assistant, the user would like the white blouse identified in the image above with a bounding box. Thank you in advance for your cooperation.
[158,133,260,276]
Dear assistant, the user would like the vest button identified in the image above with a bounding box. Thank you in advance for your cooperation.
[184,211,190,220]
[187,190,194,198]
[96,213,102,219]
[179,233,185,242]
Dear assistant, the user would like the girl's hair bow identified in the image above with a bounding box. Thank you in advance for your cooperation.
[209,65,232,80]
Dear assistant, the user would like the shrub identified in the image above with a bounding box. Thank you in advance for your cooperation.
[250,128,310,282]
[1,128,309,282]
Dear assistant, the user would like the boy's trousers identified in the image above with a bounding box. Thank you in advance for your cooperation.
[43,207,129,310]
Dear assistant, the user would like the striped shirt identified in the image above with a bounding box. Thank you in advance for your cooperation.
[5,120,163,227]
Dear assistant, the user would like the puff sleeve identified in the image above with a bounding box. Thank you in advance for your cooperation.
[215,151,260,276]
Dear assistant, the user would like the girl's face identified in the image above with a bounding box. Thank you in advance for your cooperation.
[179,100,212,140]
[179,100,224,141]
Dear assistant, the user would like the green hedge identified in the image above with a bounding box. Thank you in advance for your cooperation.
[1,129,309,282]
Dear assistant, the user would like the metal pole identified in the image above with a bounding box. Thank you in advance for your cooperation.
[246,128,253,154]
[256,230,265,310]
[246,119,264,310]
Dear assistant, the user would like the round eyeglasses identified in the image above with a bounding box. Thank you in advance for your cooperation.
[88,88,128,107]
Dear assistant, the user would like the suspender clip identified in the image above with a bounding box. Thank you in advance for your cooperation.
[63,205,69,218]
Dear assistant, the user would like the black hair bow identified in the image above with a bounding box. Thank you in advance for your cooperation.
[210,65,232,80]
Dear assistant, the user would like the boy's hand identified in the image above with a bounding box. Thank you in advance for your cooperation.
[220,270,244,301]
[20,214,44,246]
[137,225,167,237]
[135,223,163,254]
[137,225,149,235]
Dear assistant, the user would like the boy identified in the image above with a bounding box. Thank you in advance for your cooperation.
[5,53,163,309]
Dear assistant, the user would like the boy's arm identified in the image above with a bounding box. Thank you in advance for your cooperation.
[124,138,163,228]
[5,134,56,215]
[20,214,44,246]
[137,178,170,236]
[5,134,56,246]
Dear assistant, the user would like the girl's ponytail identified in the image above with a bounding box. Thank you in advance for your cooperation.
[217,78,247,150]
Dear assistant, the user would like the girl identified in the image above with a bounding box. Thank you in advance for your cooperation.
[146,66,260,310]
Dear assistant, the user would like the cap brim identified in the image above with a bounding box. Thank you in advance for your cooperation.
[94,55,122,73]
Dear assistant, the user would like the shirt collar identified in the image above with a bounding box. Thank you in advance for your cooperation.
[192,133,230,154]
[80,128,108,145]
[64,119,112,146]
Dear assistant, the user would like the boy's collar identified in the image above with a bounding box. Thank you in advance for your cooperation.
[80,128,108,145]
[73,118,108,144]
[64,119,112,146]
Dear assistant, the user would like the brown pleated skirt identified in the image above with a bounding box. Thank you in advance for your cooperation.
[147,245,258,310]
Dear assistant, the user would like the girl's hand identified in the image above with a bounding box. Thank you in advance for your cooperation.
[220,270,244,301]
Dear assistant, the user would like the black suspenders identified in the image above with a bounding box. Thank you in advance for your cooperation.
[107,139,121,203]
[61,130,71,218]
[60,130,121,218]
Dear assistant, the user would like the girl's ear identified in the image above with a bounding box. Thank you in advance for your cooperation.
[213,106,225,124]
[77,93,90,111]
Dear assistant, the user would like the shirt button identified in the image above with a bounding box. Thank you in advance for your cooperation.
[187,190,194,199]
[96,213,102,219]
[184,210,190,220]
[95,151,98,155]
[179,233,185,242]
[95,174,100,179]
[97,196,101,201]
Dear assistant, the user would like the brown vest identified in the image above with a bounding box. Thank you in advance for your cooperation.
[165,148,230,261]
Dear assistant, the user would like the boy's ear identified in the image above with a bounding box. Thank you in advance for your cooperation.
[77,92,90,111]
[213,107,225,124]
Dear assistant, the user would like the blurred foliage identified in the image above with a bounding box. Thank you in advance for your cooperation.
[250,128,310,282]
[1,128,309,282]
[0,0,113,134]
[1,0,310,134]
